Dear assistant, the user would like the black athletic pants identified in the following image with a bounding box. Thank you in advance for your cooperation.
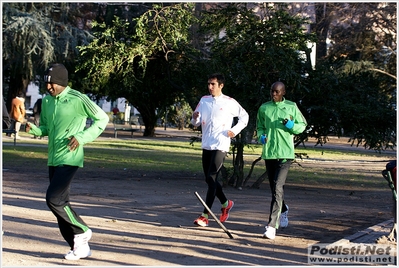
[46,165,90,249]
[202,149,228,214]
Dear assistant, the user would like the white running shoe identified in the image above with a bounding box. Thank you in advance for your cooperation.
[64,229,92,260]
[64,244,91,260]
[279,205,289,228]
[73,229,92,246]
[263,226,276,239]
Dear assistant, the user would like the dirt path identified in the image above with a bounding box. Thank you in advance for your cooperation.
[2,147,397,266]
[2,128,397,266]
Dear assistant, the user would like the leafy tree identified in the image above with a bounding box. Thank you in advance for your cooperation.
[301,59,396,152]
[2,3,95,107]
[284,3,396,152]
[336,61,396,150]
[301,3,397,151]
[311,3,396,62]
[160,98,193,130]
[77,3,198,136]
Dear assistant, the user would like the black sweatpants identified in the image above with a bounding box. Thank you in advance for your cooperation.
[202,149,228,214]
[46,165,90,249]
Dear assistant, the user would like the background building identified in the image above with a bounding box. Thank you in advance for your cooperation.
[24,82,138,118]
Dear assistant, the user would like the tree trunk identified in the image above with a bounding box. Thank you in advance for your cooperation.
[313,3,332,62]
[243,156,262,187]
[220,165,229,187]
[143,122,155,137]
[228,145,236,186]
[234,138,245,188]
[251,171,268,189]
[6,75,29,109]
[135,107,157,137]
[226,134,246,189]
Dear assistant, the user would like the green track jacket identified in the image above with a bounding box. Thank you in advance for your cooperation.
[28,87,109,167]
[256,98,307,160]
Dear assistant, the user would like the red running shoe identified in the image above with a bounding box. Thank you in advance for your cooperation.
[193,215,209,227]
[220,200,234,223]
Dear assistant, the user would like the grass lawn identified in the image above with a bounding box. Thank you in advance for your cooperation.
[2,137,395,190]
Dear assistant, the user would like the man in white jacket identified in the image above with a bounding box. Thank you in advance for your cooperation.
[191,73,249,227]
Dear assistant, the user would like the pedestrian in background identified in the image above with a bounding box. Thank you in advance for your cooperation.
[33,98,42,126]
[112,106,119,116]
[25,63,109,260]
[191,73,249,227]
[2,98,11,130]
[112,106,119,121]
[32,98,42,139]
[256,81,307,239]
[10,92,26,139]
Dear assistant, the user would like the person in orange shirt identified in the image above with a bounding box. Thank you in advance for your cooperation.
[10,92,26,139]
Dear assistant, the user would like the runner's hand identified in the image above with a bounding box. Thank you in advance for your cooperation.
[68,136,80,151]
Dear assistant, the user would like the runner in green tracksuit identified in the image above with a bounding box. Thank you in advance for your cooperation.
[29,87,108,167]
[26,63,109,260]
[256,81,307,240]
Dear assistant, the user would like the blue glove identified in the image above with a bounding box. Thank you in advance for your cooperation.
[260,134,267,144]
[283,119,294,129]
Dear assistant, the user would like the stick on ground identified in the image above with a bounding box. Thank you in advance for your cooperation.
[194,191,234,239]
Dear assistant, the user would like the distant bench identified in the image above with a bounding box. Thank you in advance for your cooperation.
[113,116,141,138]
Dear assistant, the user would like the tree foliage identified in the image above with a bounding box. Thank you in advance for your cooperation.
[77,3,198,136]
[302,58,396,152]
[3,2,395,154]
[301,2,397,151]
[2,3,95,107]
[282,3,396,152]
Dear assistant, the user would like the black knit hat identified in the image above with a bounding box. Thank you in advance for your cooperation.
[44,63,68,87]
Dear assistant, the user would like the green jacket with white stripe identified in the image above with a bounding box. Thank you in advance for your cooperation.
[256,98,307,160]
[28,86,109,167]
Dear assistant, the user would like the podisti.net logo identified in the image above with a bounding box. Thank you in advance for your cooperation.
[308,243,396,265]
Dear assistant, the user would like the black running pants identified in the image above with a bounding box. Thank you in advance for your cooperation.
[202,149,228,214]
[46,165,90,248]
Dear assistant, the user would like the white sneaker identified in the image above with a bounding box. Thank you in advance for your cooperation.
[64,244,92,260]
[64,229,92,260]
[73,229,92,247]
[263,226,276,239]
[279,205,289,228]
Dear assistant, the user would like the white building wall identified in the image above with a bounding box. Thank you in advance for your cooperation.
[25,83,138,115]
[25,82,44,110]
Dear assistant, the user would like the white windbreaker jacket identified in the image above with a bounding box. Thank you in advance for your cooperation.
[191,94,249,152]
